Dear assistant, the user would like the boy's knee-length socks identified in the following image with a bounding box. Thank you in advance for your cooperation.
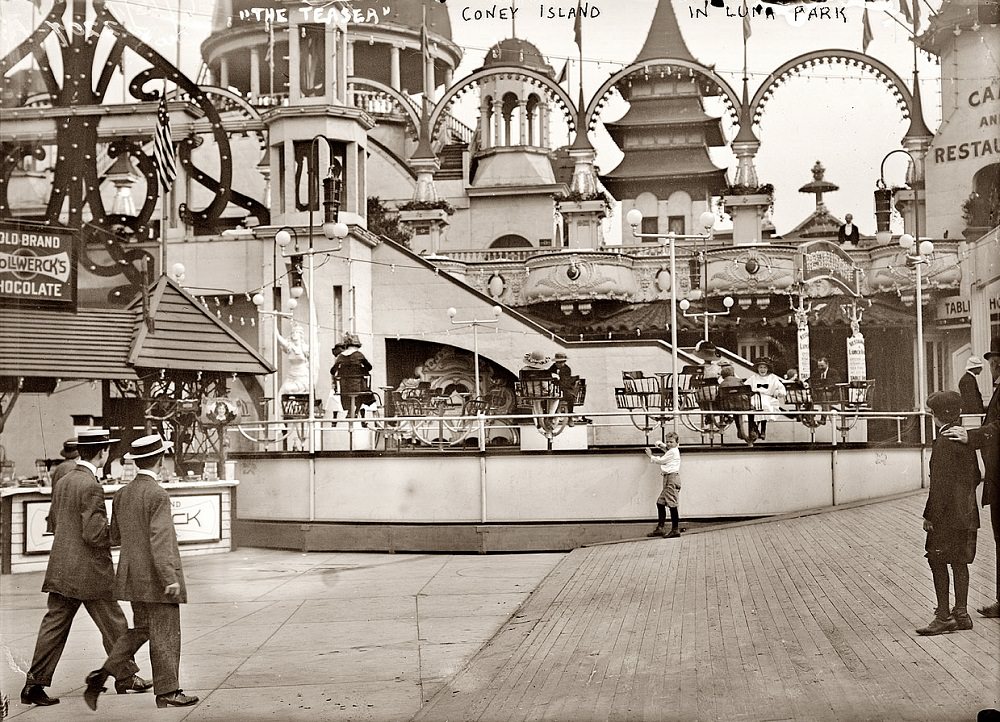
[929,561,951,616]
[669,506,679,531]
[656,503,667,526]
[952,563,969,609]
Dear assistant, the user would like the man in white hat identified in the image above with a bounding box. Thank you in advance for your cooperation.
[84,434,198,710]
[959,355,985,416]
[21,429,151,707]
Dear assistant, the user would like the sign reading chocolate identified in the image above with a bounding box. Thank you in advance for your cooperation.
[797,240,861,297]
[0,221,77,306]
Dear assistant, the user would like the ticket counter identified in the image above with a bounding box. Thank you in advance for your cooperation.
[0,480,238,575]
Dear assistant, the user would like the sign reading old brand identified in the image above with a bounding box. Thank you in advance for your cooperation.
[797,240,861,297]
[0,221,77,306]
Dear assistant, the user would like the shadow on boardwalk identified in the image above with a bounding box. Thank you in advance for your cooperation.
[414,493,1000,722]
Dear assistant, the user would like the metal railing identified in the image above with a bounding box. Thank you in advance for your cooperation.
[228,405,923,455]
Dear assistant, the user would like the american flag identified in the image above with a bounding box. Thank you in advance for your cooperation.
[153,95,177,191]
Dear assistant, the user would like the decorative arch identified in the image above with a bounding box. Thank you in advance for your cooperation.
[585,59,741,132]
[750,50,914,126]
[346,77,420,136]
[430,66,577,143]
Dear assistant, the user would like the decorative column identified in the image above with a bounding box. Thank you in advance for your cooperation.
[219,55,229,87]
[347,39,355,76]
[389,46,401,90]
[249,46,261,97]
[492,99,503,147]
[725,77,768,246]
[399,112,449,254]
[540,102,550,148]
[287,19,301,103]
[517,100,528,146]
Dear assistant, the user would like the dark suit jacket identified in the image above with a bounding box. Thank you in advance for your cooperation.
[111,472,187,604]
[924,427,981,531]
[838,224,860,245]
[42,464,115,600]
[959,372,985,415]
[967,379,1000,507]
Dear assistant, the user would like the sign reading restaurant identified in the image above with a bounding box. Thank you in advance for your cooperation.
[0,220,76,306]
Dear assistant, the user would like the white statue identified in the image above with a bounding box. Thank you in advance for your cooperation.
[276,321,310,395]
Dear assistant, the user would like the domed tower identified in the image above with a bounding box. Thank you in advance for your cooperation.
[466,38,566,250]
[203,0,459,102]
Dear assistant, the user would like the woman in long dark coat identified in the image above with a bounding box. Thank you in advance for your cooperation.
[331,333,372,417]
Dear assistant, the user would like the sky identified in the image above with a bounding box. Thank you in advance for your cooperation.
[0,0,943,239]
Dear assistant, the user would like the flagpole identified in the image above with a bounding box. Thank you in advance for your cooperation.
[176,0,182,75]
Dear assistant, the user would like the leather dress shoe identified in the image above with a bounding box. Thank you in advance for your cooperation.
[978,601,1000,618]
[116,674,154,694]
[83,669,109,711]
[156,690,199,708]
[20,684,60,706]
[915,615,957,636]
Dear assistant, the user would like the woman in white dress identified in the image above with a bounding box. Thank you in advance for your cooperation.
[747,357,786,441]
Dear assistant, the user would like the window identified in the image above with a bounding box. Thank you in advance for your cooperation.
[668,216,685,235]
[641,217,658,236]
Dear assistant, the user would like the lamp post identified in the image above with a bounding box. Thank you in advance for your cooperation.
[679,294,734,338]
[269,136,351,452]
[900,232,934,440]
[875,148,929,440]
[625,209,716,427]
[446,305,503,400]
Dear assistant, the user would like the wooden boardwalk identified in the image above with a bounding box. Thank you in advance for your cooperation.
[414,493,1000,722]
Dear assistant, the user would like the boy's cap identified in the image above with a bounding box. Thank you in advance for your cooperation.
[926,390,962,416]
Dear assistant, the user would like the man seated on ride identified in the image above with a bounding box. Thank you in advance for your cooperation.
[547,352,589,425]
[810,356,841,408]
[718,361,751,442]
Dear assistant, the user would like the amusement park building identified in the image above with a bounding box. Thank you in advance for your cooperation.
[0,0,998,472]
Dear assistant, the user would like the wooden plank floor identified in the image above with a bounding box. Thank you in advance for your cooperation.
[414,493,1000,722]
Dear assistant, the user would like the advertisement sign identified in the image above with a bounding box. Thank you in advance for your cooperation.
[798,240,861,297]
[0,221,77,307]
[846,332,868,382]
[796,312,811,381]
[24,493,222,554]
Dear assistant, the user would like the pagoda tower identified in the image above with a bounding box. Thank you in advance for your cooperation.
[601,2,727,238]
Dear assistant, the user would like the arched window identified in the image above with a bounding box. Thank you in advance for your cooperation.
[502,92,519,146]
[967,163,999,228]
[490,234,532,249]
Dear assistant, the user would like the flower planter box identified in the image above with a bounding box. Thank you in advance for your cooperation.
[398,208,450,223]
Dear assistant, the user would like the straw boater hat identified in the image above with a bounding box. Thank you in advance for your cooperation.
[523,350,552,369]
[123,434,173,460]
[965,356,983,371]
[553,352,568,362]
[59,438,79,460]
[75,428,120,446]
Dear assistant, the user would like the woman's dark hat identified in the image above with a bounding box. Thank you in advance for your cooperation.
[753,357,773,371]
[694,340,720,360]
[59,439,79,459]
[123,434,173,460]
[75,428,120,446]
[985,335,1000,360]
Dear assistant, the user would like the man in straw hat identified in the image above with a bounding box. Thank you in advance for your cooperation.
[944,335,1000,618]
[959,355,985,416]
[85,434,198,710]
[21,429,151,707]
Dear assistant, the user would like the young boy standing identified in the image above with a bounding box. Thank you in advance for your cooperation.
[917,390,981,635]
[646,432,682,539]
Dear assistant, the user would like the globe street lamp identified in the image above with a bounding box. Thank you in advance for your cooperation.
[625,209,716,427]
[446,305,503,401]
[679,294,735,338]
